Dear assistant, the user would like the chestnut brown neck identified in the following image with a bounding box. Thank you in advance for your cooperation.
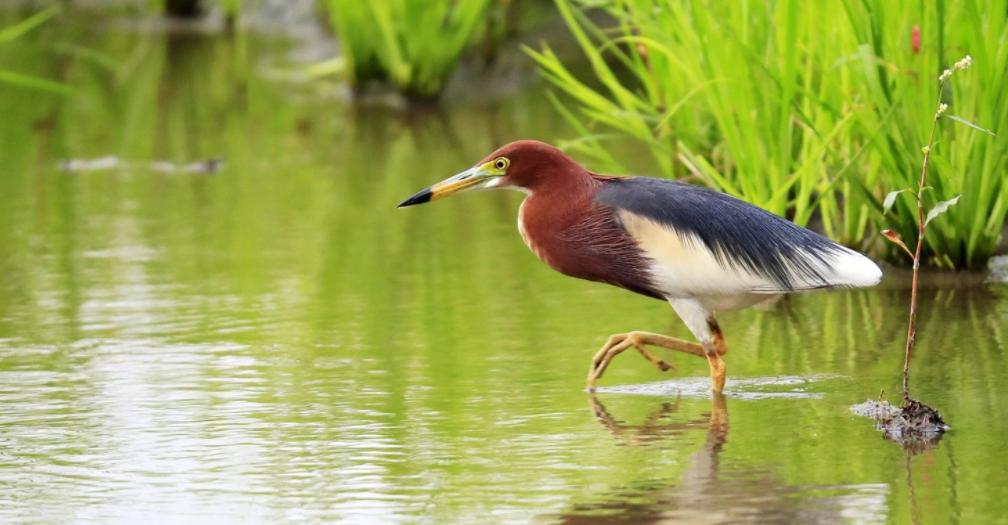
[522,170,600,223]
[517,172,604,266]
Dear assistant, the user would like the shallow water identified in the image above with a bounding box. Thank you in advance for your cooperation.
[2,11,1007,524]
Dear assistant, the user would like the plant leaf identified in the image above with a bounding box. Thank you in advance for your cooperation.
[882,189,910,214]
[0,69,70,94]
[0,6,60,43]
[924,195,961,227]
[945,115,996,136]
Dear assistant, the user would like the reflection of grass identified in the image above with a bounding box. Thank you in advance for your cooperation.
[320,0,491,100]
[531,0,1006,269]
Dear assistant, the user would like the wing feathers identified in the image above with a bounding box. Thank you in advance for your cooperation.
[598,177,881,296]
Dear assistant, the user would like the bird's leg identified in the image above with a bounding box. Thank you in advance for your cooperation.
[586,319,730,393]
[590,333,678,373]
[707,317,728,356]
[703,317,728,394]
[587,331,706,391]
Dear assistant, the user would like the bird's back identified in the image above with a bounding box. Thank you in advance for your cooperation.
[594,177,881,301]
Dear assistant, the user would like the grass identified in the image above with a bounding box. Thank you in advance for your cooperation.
[846,1,1007,268]
[320,0,492,100]
[529,0,1007,269]
[0,6,70,95]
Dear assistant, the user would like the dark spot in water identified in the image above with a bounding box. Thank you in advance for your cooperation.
[851,398,948,453]
[900,399,947,431]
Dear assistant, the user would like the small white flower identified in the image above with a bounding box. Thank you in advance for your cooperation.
[939,69,952,82]
[936,103,949,118]
[954,55,973,71]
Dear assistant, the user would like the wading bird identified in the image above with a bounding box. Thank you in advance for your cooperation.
[398,141,881,393]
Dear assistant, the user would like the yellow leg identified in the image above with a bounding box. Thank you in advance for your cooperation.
[586,317,730,394]
[705,349,727,394]
[704,317,728,394]
[587,331,704,391]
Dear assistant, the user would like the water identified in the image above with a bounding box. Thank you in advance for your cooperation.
[2,11,1007,524]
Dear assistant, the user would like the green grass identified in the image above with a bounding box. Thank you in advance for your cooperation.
[0,7,70,95]
[530,0,1007,269]
[845,0,1007,268]
[321,0,492,100]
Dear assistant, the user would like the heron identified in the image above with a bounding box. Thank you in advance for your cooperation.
[398,140,882,393]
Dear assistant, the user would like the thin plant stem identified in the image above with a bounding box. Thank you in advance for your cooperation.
[902,79,946,405]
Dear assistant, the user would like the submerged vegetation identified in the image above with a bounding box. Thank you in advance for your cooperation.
[530,0,1007,269]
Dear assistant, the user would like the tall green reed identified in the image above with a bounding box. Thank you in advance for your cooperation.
[529,1,865,232]
[321,0,492,100]
[844,0,1006,268]
[531,0,1006,268]
[0,7,69,95]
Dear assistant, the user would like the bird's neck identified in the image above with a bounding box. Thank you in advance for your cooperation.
[516,172,604,265]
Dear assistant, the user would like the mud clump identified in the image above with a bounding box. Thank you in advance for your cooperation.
[899,399,947,433]
[851,398,948,453]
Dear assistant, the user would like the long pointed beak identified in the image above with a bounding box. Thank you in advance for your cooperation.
[397,166,495,208]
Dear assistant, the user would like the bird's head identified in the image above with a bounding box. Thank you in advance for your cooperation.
[397,140,583,207]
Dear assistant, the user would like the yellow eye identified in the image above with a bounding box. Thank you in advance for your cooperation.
[494,157,509,171]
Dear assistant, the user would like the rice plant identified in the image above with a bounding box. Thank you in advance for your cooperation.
[321,0,492,100]
[842,0,1006,269]
[0,6,69,95]
[528,1,865,231]
[531,0,1007,268]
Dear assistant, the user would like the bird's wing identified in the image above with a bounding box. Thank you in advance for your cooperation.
[595,177,881,297]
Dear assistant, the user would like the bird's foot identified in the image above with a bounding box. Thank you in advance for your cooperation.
[586,331,683,390]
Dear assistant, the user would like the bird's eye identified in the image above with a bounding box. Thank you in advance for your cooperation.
[494,157,509,171]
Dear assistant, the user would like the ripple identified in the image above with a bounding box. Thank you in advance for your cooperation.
[593,374,841,399]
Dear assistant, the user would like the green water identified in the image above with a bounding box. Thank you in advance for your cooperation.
[2,14,1007,524]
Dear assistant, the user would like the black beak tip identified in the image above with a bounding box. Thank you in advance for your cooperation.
[398,188,432,208]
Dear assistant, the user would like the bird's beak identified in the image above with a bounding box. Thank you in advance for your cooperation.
[397,164,500,208]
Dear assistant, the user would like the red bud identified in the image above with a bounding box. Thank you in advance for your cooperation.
[882,230,914,258]
[911,25,921,54]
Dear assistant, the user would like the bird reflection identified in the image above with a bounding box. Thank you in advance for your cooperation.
[587,392,727,450]
[555,394,884,524]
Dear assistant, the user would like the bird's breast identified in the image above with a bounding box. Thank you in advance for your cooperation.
[517,198,554,266]
[516,195,662,299]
